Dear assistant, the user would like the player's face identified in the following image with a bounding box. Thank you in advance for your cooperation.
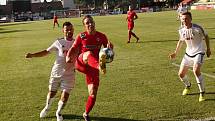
[181,14,192,27]
[63,25,74,41]
[83,17,95,34]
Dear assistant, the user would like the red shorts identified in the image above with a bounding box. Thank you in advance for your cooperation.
[75,52,100,86]
[53,20,58,24]
[128,22,134,30]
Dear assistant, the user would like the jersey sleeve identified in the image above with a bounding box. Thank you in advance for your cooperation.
[46,40,57,52]
[199,25,208,37]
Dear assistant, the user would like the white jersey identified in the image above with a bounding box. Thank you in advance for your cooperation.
[47,38,76,78]
[179,24,207,56]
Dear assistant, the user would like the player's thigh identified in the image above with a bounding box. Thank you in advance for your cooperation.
[61,75,75,94]
[128,23,134,30]
[179,56,190,76]
[193,54,204,75]
[76,53,87,74]
[49,77,61,92]
[193,54,204,65]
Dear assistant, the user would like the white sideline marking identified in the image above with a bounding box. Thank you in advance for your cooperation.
[171,62,215,79]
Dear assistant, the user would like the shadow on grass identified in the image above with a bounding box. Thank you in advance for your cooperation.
[209,37,215,40]
[46,114,144,121]
[188,92,215,95]
[0,22,30,27]
[187,92,215,101]
[205,27,215,30]
[0,29,30,34]
[137,39,178,43]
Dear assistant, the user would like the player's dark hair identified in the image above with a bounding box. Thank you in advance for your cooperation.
[82,15,94,25]
[182,12,192,20]
[63,21,72,27]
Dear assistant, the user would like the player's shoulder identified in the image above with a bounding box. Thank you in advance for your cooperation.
[192,23,202,29]
[56,37,65,42]
[55,37,66,44]
[96,31,106,37]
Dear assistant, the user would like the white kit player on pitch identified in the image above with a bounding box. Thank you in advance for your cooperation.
[25,22,77,121]
[169,12,211,102]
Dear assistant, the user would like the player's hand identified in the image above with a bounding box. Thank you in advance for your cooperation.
[25,53,32,58]
[107,41,113,49]
[66,56,72,63]
[206,48,211,57]
[169,52,176,60]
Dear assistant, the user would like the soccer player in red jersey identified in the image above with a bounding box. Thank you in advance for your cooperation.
[53,14,59,28]
[126,6,139,43]
[66,15,113,121]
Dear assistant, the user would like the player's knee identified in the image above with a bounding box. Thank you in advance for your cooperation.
[178,72,185,78]
[89,94,96,99]
[49,91,57,98]
[83,51,92,64]
[61,91,70,102]
[193,70,201,77]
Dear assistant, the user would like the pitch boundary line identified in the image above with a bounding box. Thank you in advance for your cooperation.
[171,62,215,79]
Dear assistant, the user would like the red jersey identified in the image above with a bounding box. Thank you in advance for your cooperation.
[127,10,137,23]
[53,15,58,22]
[72,31,108,58]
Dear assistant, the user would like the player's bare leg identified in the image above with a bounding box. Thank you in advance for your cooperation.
[127,30,131,43]
[178,65,191,95]
[130,31,139,43]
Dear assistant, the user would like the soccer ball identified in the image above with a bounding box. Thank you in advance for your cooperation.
[101,48,114,63]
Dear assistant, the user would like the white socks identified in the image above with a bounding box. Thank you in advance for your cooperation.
[180,75,191,87]
[56,100,65,115]
[195,75,205,93]
[45,97,54,110]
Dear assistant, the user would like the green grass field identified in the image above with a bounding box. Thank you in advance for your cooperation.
[0,10,215,121]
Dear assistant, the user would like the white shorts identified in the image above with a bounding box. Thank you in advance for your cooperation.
[49,73,75,93]
[180,53,205,67]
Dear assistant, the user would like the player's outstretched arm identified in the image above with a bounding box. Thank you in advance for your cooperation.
[169,40,183,60]
[25,50,49,58]
[205,35,211,57]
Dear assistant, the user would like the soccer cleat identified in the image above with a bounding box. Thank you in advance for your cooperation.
[56,113,63,121]
[182,87,190,96]
[127,41,130,43]
[99,51,106,74]
[83,113,90,121]
[40,108,48,118]
[199,93,205,102]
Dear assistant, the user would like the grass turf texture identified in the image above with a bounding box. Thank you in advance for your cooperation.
[0,10,215,121]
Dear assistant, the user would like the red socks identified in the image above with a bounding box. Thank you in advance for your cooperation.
[85,96,96,114]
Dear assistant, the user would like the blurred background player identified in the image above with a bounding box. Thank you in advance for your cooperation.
[169,12,211,102]
[53,13,60,28]
[26,22,76,121]
[177,3,188,26]
[66,15,113,121]
[126,5,139,43]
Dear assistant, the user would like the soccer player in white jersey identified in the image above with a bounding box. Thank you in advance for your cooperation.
[25,22,76,121]
[169,12,211,102]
